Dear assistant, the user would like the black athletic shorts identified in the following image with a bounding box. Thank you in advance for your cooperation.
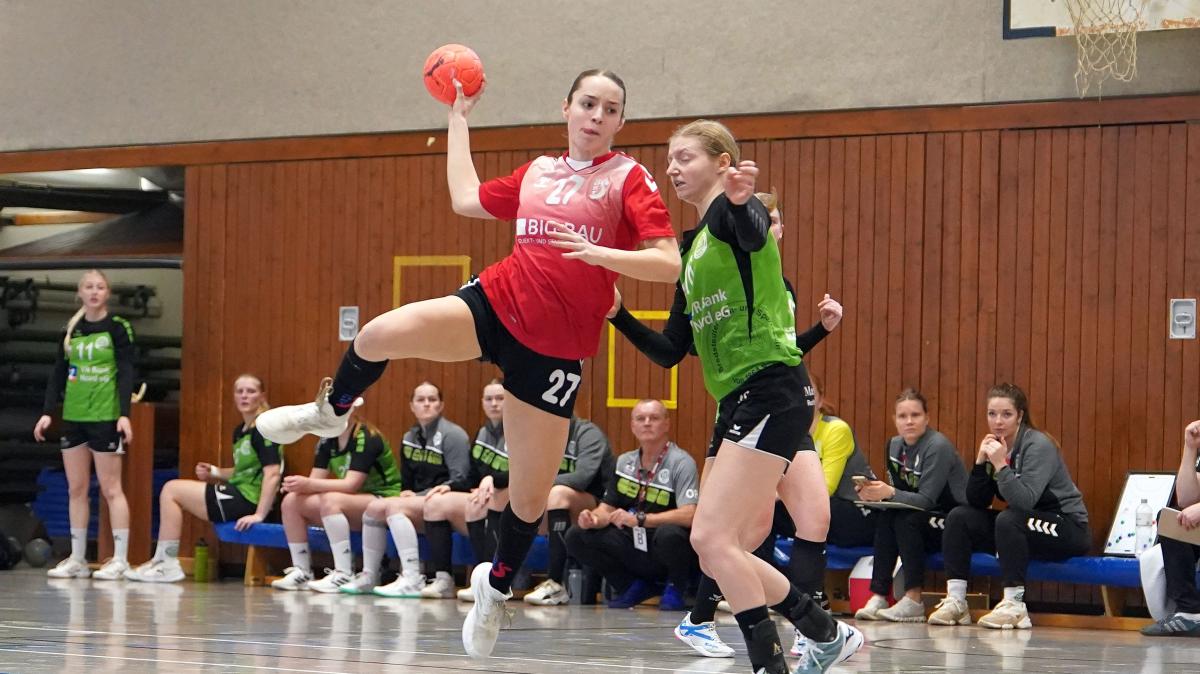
[455,277,583,419]
[707,362,816,462]
[205,483,259,523]
[61,420,124,453]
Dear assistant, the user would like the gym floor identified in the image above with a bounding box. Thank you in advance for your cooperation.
[0,568,1194,673]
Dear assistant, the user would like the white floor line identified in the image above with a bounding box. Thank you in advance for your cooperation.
[0,647,350,673]
[0,623,730,673]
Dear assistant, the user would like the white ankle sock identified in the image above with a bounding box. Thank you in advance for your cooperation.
[287,542,311,573]
[321,512,353,574]
[1003,586,1024,603]
[947,579,967,601]
[70,528,87,562]
[112,529,130,562]
[155,539,180,561]
[387,513,421,577]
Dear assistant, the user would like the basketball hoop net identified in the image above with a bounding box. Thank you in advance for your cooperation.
[1063,0,1149,97]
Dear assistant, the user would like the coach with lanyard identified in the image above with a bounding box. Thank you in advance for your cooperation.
[565,399,699,610]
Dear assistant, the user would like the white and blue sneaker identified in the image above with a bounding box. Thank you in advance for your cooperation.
[674,612,735,658]
[793,621,864,673]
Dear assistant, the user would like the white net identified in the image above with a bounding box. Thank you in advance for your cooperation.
[1063,0,1149,97]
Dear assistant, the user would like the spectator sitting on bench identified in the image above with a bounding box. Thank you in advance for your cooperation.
[566,399,699,611]
[1142,419,1200,638]
[854,388,967,624]
[929,383,1090,630]
[271,398,403,593]
[127,373,282,583]
[365,381,471,599]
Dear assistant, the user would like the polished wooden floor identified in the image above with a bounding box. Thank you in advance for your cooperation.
[0,568,1197,673]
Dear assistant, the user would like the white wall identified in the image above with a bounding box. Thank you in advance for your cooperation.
[1,0,1197,152]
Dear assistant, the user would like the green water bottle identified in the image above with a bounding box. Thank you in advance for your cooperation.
[193,538,209,583]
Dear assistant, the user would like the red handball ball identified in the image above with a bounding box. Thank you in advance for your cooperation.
[423,44,484,106]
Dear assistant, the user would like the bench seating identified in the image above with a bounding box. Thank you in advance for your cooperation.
[213,521,547,585]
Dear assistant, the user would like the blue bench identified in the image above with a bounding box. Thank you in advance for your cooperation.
[212,521,547,585]
[774,539,1141,588]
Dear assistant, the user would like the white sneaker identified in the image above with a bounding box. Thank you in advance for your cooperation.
[457,586,475,602]
[853,594,890,620]
[978,598,1032,630]
[878,595,926,623]
[715,599,732,613]
[255,379,359,444]
[523,578,569,606]
[271,566,313,591]
[374,572,426,598]
[796,622,864,673]
[462,562,512,658]
[338,571,378,595]
[92,558,130,581]
[928,596,972,626]
[420,571,457,599]
[674,612,735,658]
[309,568,354,594]
[124,558,185,583]
[46,557,91,579]
[790,630,808,658]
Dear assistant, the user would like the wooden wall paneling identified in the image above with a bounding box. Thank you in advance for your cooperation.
[851,137,876,438]
[1046,130,1069,484]
[1129,127,1154,484]
[976,131,1001,442]
[884,135,908,466]
[1184,124,1200,459]
[1063,128,1088,527]
[870,137,893,460]
[1092,127,1121,546]
[903,135,926,396]
[1110,127,1138,528]
[939,133,963,457]
[995,131,1019,386]
[825,138,846,403]
[1030,130,1053,447]
[957,132,982,452]
[837,136,861,431]
[1163,125,1189,468]
[1147,126,1172,472]
[920,133,944,418]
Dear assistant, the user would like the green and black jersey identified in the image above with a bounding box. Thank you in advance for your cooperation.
[471,420,509,489]
[554,417,613,501]
[400,416,472,493]
[227,424,282,504]
[43,315,136,422]
[602,443,700,514]
[610,195,802,403]
[314,424,403,497]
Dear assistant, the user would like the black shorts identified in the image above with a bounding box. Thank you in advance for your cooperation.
[61,421,124,453]
[707,362,816,462]
[455,278,583,419]
[205,483,258,523]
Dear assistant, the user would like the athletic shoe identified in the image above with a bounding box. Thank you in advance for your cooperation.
[46,557,91,579]
[457,586,475,602]
[523,578,569,606]
[674,612,735,658]
[608,579,658,608]
[92,557,130,581]
[659,583,687,611]
[462,561,512,658]
[790,630,808,658]
[308,568,354,594]
[124,558,185,583]
[271,566,313,591]
[928,596,972,626]
[1142,612,1200,637]
[420,571,457,599]
[338,571,378,595]
[716,599,732,613]
[853,594,889,620]
[878,595,926,622]
[255,378,360,444]
[793,621,864,673]
[373,572,425,598]
[978,598,1032,630]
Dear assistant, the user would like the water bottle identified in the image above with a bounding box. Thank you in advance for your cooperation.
[193,538,209,582]
[1135,499,1154,556]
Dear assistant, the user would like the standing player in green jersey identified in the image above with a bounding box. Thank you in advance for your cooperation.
[125,374,283,582]
[608,121,861,674]
[34,270,137,581]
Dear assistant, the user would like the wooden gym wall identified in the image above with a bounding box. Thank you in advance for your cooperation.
[3,95,1198,586]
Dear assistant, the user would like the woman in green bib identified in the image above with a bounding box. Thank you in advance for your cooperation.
[125,374,282,583]
[608,121,860,674]
[34,270,136,581]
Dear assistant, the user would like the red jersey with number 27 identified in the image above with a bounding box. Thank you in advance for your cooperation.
[477,151,675,360]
